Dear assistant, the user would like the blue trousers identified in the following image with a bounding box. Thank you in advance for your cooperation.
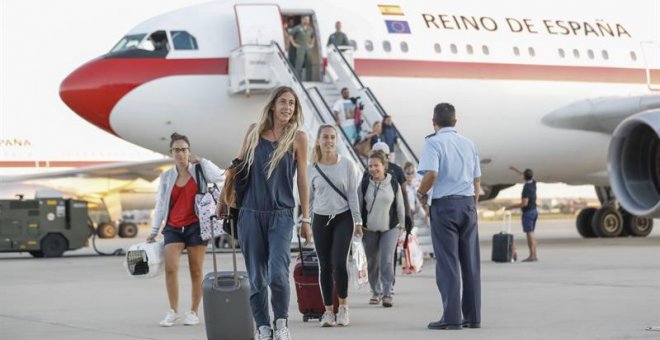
[430,196,481,325]
[237,208,294,327]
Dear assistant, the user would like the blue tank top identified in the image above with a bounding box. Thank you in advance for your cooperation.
[242,137,296,211]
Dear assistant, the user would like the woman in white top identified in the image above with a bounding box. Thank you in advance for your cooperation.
[308,124,363,327]
[146,132,223,327]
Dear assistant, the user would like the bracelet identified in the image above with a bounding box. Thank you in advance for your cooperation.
[301,217,311,224]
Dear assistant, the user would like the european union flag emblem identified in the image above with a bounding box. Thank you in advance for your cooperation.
[385,20,411,34]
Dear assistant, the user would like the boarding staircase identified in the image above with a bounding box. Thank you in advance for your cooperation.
[228,42,433,257]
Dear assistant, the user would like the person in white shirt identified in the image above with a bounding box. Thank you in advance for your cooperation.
[332,87,358,142]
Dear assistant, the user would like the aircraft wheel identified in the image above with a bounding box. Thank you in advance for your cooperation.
[41,234,68,257]
[591,207,623,238]
[623,213,653,237]
[97,222,117,239]
[118,222,138,238]
[575,208,597,238]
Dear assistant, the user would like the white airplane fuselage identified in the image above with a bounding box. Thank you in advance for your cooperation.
[60,0,660,189]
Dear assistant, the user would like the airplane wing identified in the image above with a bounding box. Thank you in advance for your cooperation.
[541,94,660,134]
[0,158,174,183]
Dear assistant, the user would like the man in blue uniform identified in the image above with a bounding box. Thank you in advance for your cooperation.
[417,103,481,330]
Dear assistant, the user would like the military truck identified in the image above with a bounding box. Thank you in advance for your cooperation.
[0,198,93,257]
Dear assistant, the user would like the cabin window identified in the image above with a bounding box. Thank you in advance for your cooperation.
[349,40,357,51]
[450,44,458,54]
[482,45,490,55]
[558,48,566,58]
[587,49,594,60]
[466,44,474,55]
[573,49,580,58]
[400,41,409,53]
[513,46,520,56]
[434,43,442,54]
[528,47,536,57]
[630,51,637,61]
[383,40,391,52]
[365,40,373,52]
[171,31,198,50]
[601,50,609,60]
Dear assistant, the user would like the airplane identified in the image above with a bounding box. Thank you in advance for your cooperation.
[58,0,660,240]
[0,132,172,238]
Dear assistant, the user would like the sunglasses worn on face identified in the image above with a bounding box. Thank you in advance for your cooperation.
[170,147,189,153]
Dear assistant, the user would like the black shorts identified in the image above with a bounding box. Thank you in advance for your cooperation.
[162,222,208,248]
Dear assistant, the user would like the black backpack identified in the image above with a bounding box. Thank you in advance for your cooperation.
[360,173,399,230]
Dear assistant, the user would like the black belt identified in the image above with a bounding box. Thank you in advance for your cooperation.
[432,195,472,204]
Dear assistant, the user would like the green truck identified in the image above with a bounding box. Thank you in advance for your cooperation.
[0,198,93,257]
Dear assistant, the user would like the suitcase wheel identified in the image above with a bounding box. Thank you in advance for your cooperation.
[303,315,309,322]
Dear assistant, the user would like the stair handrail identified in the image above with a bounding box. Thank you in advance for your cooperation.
[328,42,419,164]
[306,86,367,170]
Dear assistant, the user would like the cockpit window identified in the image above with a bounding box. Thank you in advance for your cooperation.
[105,30,169,59]
[110,34,147,53]
[171,31,198,50]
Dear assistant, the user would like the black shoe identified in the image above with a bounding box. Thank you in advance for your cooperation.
[462,320,481,329]
[428,320,462,330]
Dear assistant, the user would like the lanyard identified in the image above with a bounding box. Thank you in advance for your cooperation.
[367,181,382,216]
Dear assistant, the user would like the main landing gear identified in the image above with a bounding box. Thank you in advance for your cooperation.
[575,186,653,238]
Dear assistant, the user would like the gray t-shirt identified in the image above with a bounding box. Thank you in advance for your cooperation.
[358,173,405,232]
[308,156,362,225]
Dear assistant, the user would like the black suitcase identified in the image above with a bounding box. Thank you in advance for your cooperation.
[202,217,254,340]
[492,212,514,263]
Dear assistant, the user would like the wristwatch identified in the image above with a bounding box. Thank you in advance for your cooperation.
[301,217,312,225]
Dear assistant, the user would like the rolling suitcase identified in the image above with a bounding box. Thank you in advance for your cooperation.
[202,216,254,340]
[492,212,514,263]
[293,235,338,322]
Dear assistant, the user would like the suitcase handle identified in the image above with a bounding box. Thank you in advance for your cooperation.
[297,231,306,270]
[210,215,239,289]
[501,211,512,234]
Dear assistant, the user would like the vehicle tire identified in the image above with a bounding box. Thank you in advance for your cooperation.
[118,222,138,238]
[97,222,117,239]
[41,233,68,258]
[623,214,653,237]
[575,208,597,238]
[29,251,44,258]
[591,207,623,238]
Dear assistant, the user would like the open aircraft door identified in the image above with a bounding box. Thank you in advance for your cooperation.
[234,4,285,46]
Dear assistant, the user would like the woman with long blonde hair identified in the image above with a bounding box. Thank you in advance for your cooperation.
[308,124,362,327]
[219,86,312,340]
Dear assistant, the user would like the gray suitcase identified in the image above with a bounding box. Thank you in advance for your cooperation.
[203,217,254,340]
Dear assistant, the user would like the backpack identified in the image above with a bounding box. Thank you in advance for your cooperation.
[360,173,399,230]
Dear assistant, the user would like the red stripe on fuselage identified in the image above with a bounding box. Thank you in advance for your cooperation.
[60,56,658,136]
[59,58,228,134]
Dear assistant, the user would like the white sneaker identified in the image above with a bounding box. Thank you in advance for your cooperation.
[273,319,291,340]
[336,305,350,326]
[159,309,179,327]
[320,311,336,327]
[183,311,200,326]
[258,325,273,340]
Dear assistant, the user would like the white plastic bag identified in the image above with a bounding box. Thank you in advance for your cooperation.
[348,236,369,289]
[124,241,165,278]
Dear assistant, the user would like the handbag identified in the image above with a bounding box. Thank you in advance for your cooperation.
[194,164,223,241]
[222,158,250,209]
[221,158,250,238]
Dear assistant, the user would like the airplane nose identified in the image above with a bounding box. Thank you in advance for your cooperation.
[59,58,119,134]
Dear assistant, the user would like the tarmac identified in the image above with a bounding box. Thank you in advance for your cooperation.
[1,219,659,340]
